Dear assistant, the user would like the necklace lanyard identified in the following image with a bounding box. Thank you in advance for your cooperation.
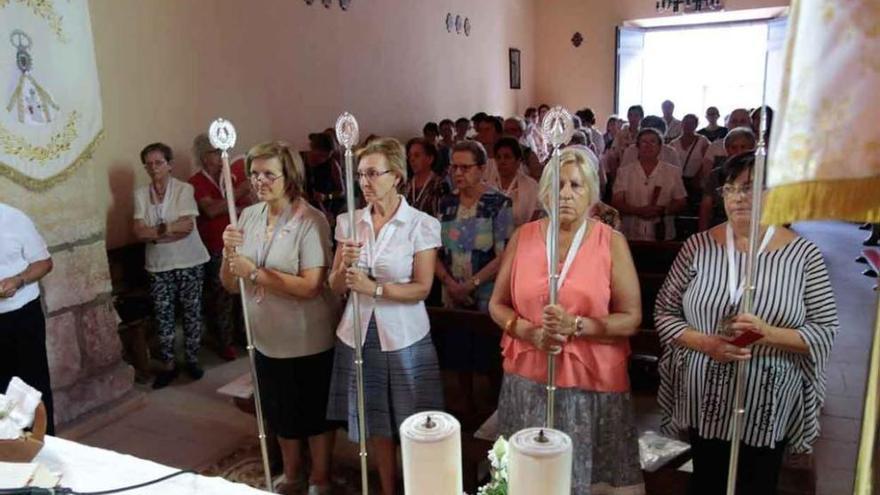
[200,169,225,199]
[545,219,588,290]
[409,174,434,208]
[681,138,699,176]
[150,179,173,224]
[256,200,302,268]
[725,222,776,306]
[503,173,520,197]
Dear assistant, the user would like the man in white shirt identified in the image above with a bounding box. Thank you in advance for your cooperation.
[662,100,683,142]
[0,203,55,434]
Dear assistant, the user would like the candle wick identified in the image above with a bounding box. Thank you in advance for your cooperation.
[424,414,435,429]
[536,429,549,443]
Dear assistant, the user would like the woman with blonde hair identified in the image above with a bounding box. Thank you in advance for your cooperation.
[326,137,443,495]
[490,147,645,494]
[221,141,340,495]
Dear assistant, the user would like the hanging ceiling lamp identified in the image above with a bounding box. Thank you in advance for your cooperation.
[656,0,724,13]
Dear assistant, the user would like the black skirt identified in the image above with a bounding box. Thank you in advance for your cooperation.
[255,348,338,440]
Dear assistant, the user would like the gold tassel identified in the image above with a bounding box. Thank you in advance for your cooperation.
[5,75,25,123]
[762,176,880,225]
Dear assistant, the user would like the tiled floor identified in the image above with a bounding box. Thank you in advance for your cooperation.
[66,353,258,472]
[796,221,877,495]
[64,221,876,494]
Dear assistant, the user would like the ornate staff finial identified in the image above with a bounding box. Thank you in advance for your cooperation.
[542,106,575,148]
[335,112,360,150]
[208,118,237,152]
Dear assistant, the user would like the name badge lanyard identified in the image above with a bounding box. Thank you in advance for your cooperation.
[725,222,775,311]
[545,219,588,292]
[150,179,173,225]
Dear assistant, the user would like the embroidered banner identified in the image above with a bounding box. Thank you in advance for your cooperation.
[764,0,880,223]
[0,0,103,191]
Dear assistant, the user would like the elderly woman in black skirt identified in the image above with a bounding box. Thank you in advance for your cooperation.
[221,141,340,495]
[327,137,443,495]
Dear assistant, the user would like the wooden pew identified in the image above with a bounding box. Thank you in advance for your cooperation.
[106,243,153,383]
[627,240,683,391]
[427,307,501,493]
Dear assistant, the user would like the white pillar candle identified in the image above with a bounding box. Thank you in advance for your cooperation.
[400,411,462,495]
[508,427,573,495]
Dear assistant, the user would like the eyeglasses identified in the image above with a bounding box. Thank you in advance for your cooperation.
[450,163,480,173]
[144,159,168,167]
[356,170,392,181]
[718,184,754,197]
[250,172,282,184]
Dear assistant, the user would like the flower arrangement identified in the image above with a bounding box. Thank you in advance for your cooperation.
[476,436,509,495]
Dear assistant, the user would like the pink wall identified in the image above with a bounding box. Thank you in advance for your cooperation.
[533,0,789,122]
[90,0,537,248]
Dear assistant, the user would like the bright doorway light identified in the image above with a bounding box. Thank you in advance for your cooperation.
[616,19,786,127]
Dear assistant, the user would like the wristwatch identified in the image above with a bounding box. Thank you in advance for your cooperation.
[248,269,260,283]
[373,283,384,299]
[573,316,584,338]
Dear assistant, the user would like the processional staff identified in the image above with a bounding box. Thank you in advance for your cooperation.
[207,118,274,492]
[335,112,370,495]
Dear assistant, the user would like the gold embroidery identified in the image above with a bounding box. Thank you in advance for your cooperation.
[0,0,68,42]
[0,129,103,191]
[0,111,78,162]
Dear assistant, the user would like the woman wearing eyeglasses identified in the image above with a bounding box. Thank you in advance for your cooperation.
[433,140,513,413]
[654,151,838,494]
[326,137,443,495]
[132,142,209,389]
[221,141,340,495]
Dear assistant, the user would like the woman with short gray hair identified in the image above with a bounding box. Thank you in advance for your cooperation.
[133,142,210,389]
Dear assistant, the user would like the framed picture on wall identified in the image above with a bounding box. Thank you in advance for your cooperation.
[509,48,521,89]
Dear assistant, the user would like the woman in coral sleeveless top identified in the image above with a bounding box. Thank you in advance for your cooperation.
[490,147,645,495]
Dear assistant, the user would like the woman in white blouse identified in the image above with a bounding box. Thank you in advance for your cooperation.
[612,129,687,241]
[494,137,540,227]
[326,137,443,495]
[132,143,209,389]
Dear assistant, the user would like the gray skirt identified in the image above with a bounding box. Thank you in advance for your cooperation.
[326,317,444,441]
[498,373,645,495]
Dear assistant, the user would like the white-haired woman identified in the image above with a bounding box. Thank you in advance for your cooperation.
[489,147,645,494]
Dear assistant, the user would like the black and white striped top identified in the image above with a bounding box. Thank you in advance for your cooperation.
[654,230,838,452]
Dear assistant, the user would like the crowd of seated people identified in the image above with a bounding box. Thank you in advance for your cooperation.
[114,98,839,495]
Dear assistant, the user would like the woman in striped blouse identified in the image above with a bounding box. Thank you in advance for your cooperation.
[654,151,838,495]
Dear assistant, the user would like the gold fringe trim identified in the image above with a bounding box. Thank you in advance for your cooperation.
[0,130,104,192]
[762,176,880,224]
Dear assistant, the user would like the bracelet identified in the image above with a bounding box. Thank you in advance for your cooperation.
[504,315,519,335]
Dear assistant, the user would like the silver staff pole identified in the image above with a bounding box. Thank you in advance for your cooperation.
[208,119,273,492]
[540,107,575,430]
[725,47,772,495]
[335,112,369,495]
